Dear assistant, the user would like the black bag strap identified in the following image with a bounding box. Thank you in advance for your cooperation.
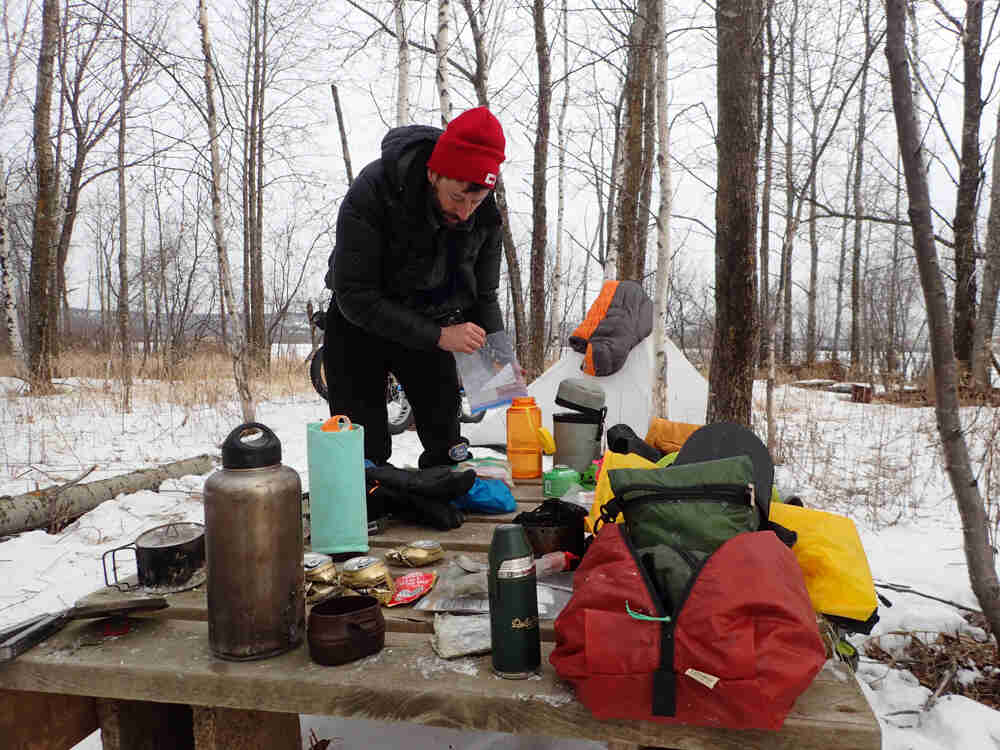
[598,497,623,528]
[766,520,798,547]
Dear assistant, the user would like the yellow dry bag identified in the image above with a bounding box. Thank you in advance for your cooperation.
[769,502,878,627]
[586,450,676,532]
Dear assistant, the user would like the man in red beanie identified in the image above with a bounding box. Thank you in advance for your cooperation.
[323,107,508,469]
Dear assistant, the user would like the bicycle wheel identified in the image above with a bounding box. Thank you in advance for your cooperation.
[458,390,485,423]
[386,375,415,434]
[309,346,329,402]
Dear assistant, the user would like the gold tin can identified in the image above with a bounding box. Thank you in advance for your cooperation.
[341,556,395,605]
[303,553,342,604]
[304,553,337,582]
[385,540,444,567]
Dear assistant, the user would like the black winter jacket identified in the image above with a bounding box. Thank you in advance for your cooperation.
[327,125,505,350]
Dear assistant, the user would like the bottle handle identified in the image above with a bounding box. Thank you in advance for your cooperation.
[222,422,282,460]
[321,415,352,432]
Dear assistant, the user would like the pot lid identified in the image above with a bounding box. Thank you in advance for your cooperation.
[554,378,606,416]
[135,522,205,549]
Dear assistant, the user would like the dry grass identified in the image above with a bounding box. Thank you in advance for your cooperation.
[754,360,850,385]
[0,348,317,410]
[864,614,999,710]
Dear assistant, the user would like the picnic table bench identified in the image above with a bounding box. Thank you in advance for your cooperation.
[0,480,882,750]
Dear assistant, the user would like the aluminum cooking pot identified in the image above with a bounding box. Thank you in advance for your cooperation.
[102,521,206,593]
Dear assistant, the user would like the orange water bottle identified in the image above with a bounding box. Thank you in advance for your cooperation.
[507,397,542,480]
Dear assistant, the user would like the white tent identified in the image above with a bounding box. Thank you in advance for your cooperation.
[462,336,708,447]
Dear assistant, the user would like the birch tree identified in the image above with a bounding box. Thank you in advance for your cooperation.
[651,0,672,420]
[635,3,659,281]
[1,159,26,374]
[394,0,409,126]
[1,0,28,117]
[0,0,27,369]
[436,0,452,125]
[598,87,625,283]
[198,0,255,422]
[547,0,569,363]
[884,0,1000,648]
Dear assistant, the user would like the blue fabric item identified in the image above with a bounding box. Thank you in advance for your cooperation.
[453,477,516,514]
[364,459,376,469]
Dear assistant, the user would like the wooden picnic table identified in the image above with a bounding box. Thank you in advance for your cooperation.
[0,479,882,750]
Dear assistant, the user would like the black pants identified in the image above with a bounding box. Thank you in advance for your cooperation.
[323,303,461,466]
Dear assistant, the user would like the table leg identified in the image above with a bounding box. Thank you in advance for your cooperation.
[192,705,301,750]
[97,698,193,750]
[0,689,97,750]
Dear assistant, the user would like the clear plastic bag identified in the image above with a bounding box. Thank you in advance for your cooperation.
[455,457,514,489]
[560,485,594,512]
[454,331,527,412]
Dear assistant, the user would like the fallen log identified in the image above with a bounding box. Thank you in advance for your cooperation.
[0,454,217,537]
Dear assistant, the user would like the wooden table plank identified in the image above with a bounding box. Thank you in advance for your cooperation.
[512,481,545,496]
[0,618,880,750]
[463,501,533,523]
[370,523,494,552]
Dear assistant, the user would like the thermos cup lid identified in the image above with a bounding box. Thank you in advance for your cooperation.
[554,378,606,415]
[221,422,282,469]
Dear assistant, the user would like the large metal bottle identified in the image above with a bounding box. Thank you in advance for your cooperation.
[204,422,304,660]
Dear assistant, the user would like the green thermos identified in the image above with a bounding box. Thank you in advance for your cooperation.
[488,524,541,678]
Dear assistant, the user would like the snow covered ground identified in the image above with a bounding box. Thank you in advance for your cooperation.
[2,375,999,748]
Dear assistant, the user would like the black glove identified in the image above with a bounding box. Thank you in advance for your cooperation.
[366,482,465,530]
[366,465,476,501]
[365,465,474,531]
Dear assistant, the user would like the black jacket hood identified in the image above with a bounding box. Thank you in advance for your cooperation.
[380,125,443,192]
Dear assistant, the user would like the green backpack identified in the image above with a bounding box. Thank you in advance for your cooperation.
[599,455,759,613]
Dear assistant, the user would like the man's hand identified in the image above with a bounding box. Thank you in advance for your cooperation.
[438,322,486,353]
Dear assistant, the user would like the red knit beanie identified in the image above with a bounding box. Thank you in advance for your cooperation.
[426,107,506,187]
